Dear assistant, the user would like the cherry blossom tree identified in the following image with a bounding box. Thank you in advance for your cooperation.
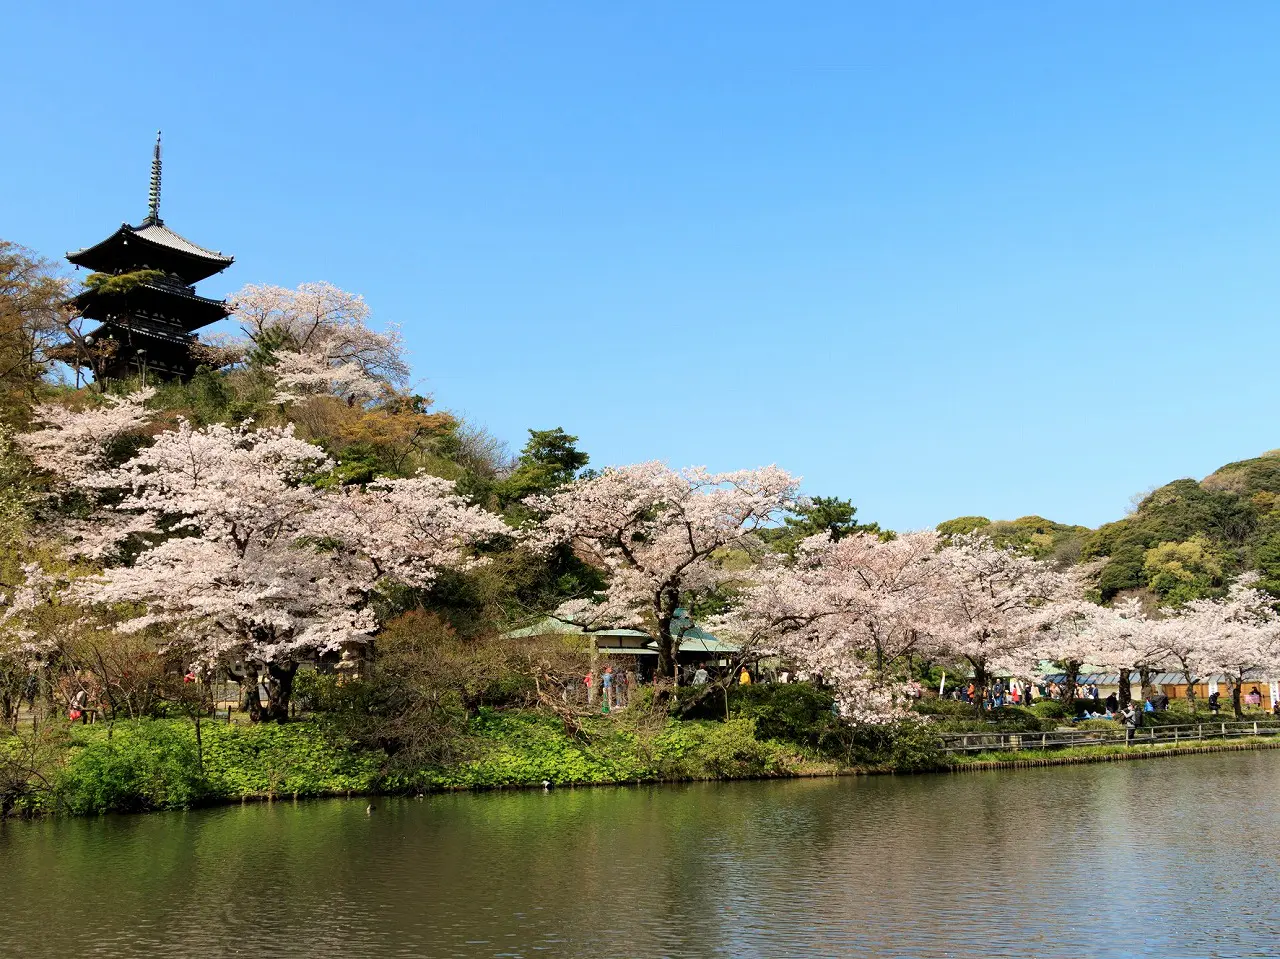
[1027,596,1114,704]
[931,534,1070,693]
[1099,598,1168,707]
[1159,613,1206,712]
[526,462,799,677]
[713,530,944,722]
[77,420,356,718]
[16,388,154,485]
[231,282,409,403]
[1176,576,1280,719]
[0,562,61,725]
[314,474,511,589]
[19,391,508,720]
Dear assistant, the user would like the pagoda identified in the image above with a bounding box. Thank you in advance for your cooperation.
[65,133,234,382]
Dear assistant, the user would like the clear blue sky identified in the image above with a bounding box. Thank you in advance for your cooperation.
[5,2,1280,532]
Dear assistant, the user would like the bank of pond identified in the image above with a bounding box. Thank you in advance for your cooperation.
[8,684,1280,818]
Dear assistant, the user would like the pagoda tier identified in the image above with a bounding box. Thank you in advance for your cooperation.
[70,277,230,331]
[89,324,204,382]
[68,220,234,284]
[63,132,236,383]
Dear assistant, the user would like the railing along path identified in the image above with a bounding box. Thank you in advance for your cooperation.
[937,721,1280,754]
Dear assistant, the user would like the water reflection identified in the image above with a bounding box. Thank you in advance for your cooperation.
[4,751,1280,957]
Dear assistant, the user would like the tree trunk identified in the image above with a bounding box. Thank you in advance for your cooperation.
[1118,668,1132,709]
[969,658,988,713]
[37,665,55,722]
[656,635,676,680]
[655,598,679,680]
[1063,663,1080,705]
[240,672,264,721]
[1139,666,1154,704]
[244,688,265,722]
[261,662,297,722]
[1175,657,1197,713]
[1231,679,1243,720]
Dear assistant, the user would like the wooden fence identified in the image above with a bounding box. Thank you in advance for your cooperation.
[938,721,1280,754]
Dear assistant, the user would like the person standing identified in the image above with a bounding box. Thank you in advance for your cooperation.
[692,663,709,685]
[1209,690,1220,716]
[70,688,88,724]
[1121,704,1138,744]
[602,667,614,708]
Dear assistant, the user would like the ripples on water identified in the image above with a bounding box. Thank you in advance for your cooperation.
[3,751,1280,958]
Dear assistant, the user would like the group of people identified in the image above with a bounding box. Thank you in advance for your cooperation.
[580,666,636,710]
[953,679,1037,709]
[687,662,756,686]
[578,660,768,711]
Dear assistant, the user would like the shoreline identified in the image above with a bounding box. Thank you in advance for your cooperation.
[11,721,1280,821]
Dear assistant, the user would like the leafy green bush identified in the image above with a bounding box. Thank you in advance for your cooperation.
[658,718,790,780]
[888,722,947,772]
[292,669,344,712]
[57,720,209,814]
[984,706,1048,732]
[413,710,803,790]
[52,718,383,814]
[675,682,851,757]
[1030,700,1070,720]
[198,720,382,798]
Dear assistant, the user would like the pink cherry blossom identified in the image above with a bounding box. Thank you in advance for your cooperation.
[527,462,800,676]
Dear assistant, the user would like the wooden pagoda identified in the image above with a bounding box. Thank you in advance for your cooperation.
[65,133,234,382]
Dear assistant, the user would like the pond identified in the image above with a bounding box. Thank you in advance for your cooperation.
[4,750,1280,958]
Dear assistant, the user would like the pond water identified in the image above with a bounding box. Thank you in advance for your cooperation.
[4,750,1280,958]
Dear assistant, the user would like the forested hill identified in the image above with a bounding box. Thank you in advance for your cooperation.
[938,450,1280,605]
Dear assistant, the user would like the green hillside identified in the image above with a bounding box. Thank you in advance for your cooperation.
[939,451,1280,605]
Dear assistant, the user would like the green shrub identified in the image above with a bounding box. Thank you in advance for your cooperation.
[984,706,1048,732]
[675,682,850,757]
[51,718,384,814]
[292,669,344,712]
[1030,700,1070,720]
[658,718,789,780]
[888,722,947,772]
[57,720,209,814]
[729,684,845,751]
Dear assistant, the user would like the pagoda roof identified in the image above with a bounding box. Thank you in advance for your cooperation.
[72,281,230,330]
[68,219,234,283]
[90,322,196,348]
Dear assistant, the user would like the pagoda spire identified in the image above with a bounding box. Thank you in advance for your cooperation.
[147,130,163,224]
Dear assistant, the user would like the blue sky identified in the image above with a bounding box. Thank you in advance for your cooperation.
[5,2,1280,531]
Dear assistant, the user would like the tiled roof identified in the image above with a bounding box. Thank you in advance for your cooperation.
[72,282,227,310]
[130,221,232,264]
[91,322,194,346]
[67,220,234,281]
